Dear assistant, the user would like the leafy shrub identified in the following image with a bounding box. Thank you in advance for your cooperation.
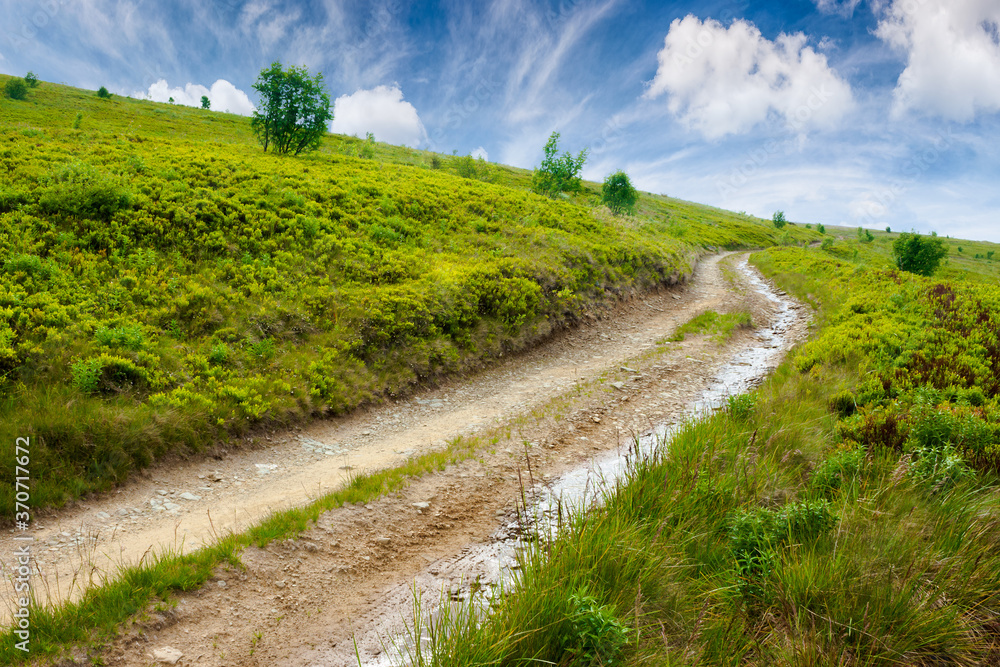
[892,232,947,276]
[454,154,495,182]
[727,393,757,421]
[772,211,787,229]
[208,343,230,366]
[562,590,630,666]
[600,171,638,216]
[39,162,132,220]
[24,71,39,88]
[357,132,376,159]
[430,155,442,169]
[828,389,856,417]
[910,445,974,491]
[3,254,51,281]
[817,223,826,234]
[4,78,28,100]
[94,325,146,351]
[200,95,210,109]
[0,186,29,213]
[857,226,875,243]
[809,448,866,498]
[531,132,588,198]
[72,112,83,130]
[821,237,834,251]
[96,86,112,99]
[247,337,276,361]
[71,354,157,395]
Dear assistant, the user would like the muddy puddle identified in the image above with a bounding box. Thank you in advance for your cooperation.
[343,258,806,666]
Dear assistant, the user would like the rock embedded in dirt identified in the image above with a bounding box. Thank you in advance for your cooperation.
[178,492,201,501]
[412,502,431,510]
[151,646,183,664]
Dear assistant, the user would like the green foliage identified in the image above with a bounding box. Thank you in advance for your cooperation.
[600,170,638,216]
[72,112,83,129]
[857,226,875,243]
[667,310,752,343]
[828,388,856,417]
[809,447,866,498]
[96,86,112,99]
[94,325,146,351]
[200,95,210,110]
[4,78,28,100]
[531,132,588,198]
[38,161,132,221]
[726,392,757,421]
[817,223,825,234]
[454,154,495,183]
[772,210,786,228]
[893,231,948,276]
[564,590,630,666]
[24,71,40,88]
[250,61,333,155]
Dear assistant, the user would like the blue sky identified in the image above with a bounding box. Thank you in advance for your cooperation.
[2,0,999,242]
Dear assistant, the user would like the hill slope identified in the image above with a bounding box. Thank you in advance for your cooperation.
[0,76,816,512]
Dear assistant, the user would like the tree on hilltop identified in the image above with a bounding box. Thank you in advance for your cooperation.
[251,62,333,156]
[201,95,211,110]
[893,232,948,276]
[531,132,588,198]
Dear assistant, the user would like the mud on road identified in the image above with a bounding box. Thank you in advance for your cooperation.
[2,253,809,666]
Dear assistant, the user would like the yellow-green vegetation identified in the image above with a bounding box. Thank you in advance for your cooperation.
[666,309,753,343]
[0,75,815,514]
[410,239,1000,665]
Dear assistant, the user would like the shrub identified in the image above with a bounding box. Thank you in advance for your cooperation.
[4,78,28,100]
[208,343,230,366]
[821,237,834,250]
[39,162,132,220]
[817,223,826,234]
[24,71,39,88]
[892,232,947,276]
[72,112,83,130]
[772,211,787,228]
[562,590,630,666]
[829,388,856,417]
[727,393,757,421]
[600,170,638,216]
[531,132,588,198]
[200,95,210,110]
[455,154,496,182]
[809,448,866,498]
[857,226,874,243]
[96,86,112,99]
[357,132,376,159]
[94,325,146,351]
[71,354,156,395]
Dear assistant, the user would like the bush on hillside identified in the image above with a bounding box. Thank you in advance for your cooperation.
[892,232,947,276]
[4,78,28,100]
[251,61,333,155]
[96,86,112,99]
[38,162,132,221]
[600,170,638,215]
[24,71,39,88]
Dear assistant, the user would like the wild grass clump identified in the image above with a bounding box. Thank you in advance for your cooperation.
[666,309,753,343]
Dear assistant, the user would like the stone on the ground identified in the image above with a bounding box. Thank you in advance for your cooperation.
[152,646,183,664]
[412,502,431,510]
[179,492,201,501]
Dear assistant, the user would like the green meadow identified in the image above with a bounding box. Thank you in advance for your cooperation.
[0,75,814,514]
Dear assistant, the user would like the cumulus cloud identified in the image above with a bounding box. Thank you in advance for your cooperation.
[331,85,426,148]
[471,146,489,160]
[137,79,255,115]
[645,15,855,139]
[876,0,1000,120]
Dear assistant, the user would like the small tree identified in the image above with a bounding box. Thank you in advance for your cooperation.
[4,78,28,100]
[531,132,588,198]
[251,61,333,156]
[772,211,787,228]
[96,86,112,99]
[817,223,826,234]
[601,170,638,215]
[201,95,211,110]
[892,232,948,276]
[24,71,39,88]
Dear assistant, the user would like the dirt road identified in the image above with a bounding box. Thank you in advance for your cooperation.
[2,252,808,665]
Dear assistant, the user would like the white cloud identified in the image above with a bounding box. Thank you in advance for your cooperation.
[137,79,255,116]
[814,0,863,17]
[471,146,489,160]
[876,0,1000,120]
[645,15,855,139]
[330,85,426,148]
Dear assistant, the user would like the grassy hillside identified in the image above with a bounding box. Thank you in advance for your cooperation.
[414,239,1000,665]
[0,76,818,513]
